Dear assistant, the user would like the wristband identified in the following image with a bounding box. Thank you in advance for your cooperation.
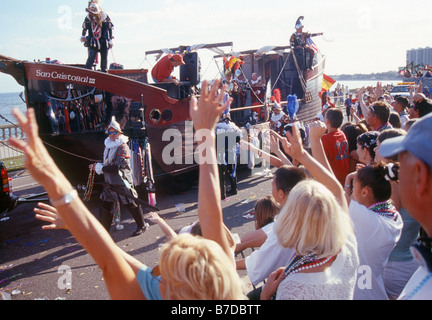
[51,189,78,207]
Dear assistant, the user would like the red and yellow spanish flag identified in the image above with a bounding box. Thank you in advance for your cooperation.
[322,74,336,91]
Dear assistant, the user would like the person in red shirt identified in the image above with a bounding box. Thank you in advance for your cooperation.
[320,108,350,186]
[151,54,185,85]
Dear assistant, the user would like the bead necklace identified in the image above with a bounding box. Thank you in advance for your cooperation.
[83,167,96,203]
[284,254,337,278]
[368,200,398,219]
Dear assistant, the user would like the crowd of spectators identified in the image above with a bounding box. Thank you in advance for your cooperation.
[8,80,432,301]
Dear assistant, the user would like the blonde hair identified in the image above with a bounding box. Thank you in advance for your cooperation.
[159,233,244,300]
[275,180,351,258]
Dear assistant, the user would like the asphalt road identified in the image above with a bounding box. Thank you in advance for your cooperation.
[0,165,274,301]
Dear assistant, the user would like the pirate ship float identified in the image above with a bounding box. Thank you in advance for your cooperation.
[0,25,325,195]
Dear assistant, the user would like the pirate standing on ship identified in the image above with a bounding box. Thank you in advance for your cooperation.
[81,0,114,73]
[91,115,150,237]
[290,16,323,70]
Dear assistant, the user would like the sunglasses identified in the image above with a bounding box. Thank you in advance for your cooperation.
[108,131,119,136]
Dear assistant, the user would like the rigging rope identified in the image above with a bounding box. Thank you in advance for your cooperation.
[42,140,101,163]
[271,49,293,93]
[0,140,24,155]
[292,49,313,103]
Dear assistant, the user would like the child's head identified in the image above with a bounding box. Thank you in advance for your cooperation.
[254,195,281,230]
[272,166,308,205]
[325,108,344,129]
[353,161,399,205]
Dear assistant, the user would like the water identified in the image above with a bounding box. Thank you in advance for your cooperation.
[0,92,27,126]
[332,80,402,92]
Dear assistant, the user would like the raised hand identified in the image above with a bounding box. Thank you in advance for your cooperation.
[8,108,59,185]
[34,203,66,230]
[308,121,327,140]
[189,79,232,132]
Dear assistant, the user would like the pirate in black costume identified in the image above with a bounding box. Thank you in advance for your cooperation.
[81,1,114,72]
[290,16,323,70]
[92,115,149,237]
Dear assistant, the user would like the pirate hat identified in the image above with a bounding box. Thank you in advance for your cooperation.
[86,1,102,15]
[295,16,305,29]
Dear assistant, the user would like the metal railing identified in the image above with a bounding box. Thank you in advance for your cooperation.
[0,124,25,172]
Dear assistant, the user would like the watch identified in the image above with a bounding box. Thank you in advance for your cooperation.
[51,189,78,207]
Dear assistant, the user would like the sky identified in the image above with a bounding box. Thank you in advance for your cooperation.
[1,0,432,93]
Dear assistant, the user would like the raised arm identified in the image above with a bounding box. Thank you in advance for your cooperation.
[9,108,144,300]
[240,138,287,168]
[147,212,178,242]
[269,131,294,166]
[34,202,147,278]
[189,80,234,261]
[357,88,369,120]
[307,121,334,174]
[276,124,348,212]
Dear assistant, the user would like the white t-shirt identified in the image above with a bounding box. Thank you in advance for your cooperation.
[349,200,403,300]
[245,226,296,286]
[399,112,410,128]
[261,222,274,236]
[276,233,359,300]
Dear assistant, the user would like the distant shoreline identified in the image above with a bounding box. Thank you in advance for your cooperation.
[331,76,403,82]
[329,70,404,82]
[0,92,25,96]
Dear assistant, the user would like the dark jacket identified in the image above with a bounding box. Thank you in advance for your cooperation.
[82,13,114,51]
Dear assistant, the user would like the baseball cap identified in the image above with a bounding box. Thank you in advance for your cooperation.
[380,113,432,167]
[172,54,186,65]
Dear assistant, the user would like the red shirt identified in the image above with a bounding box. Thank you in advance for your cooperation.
[321,130,350,186]
[151,54,174,82]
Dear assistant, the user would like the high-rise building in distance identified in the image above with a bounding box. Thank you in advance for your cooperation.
[407,47,432,66]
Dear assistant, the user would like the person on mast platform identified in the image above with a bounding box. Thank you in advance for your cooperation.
[290,16,322,70]
[151,54,186,86]
[81,0,114,73]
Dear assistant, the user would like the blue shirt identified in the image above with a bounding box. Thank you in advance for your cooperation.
[389,208,421,262]
[136,265,163,300]
[345,98,352,108]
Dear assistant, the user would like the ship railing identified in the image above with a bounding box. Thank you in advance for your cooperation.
[0,124,25,172]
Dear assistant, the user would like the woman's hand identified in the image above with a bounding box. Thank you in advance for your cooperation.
[189,79,232,132]
[260,267,285,300]
[147,212,162,224]
[34,203,66,230]
[269,132,281,154]
[8,108,60,186]
[270,125,305,163]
